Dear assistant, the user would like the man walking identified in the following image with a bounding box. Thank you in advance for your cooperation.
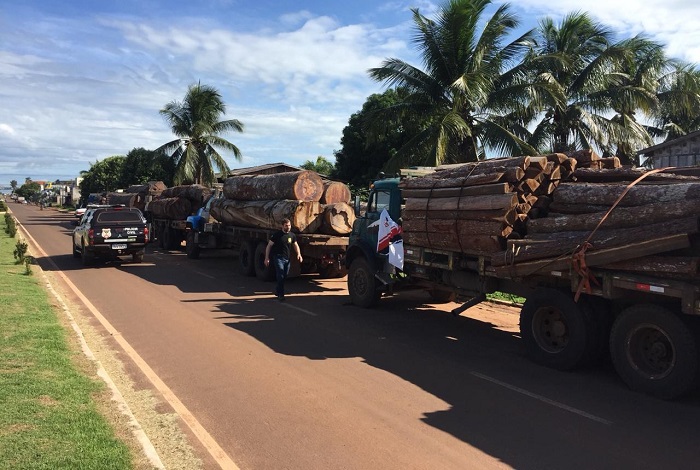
[264,218,303,301]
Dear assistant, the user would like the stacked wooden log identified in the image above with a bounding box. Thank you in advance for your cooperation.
[144,184,212,220]
[491,162,700,279]
[106,181,166,211]
[399,154,577,256]
[211,171,354,235]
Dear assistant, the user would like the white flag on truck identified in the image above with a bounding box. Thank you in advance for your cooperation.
[373,208,403,270]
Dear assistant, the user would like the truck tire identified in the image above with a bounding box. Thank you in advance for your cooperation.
[81,242,94,266]
[318,264,347,279]
[610,304,698,399]
[238,240,256,276]
[519,288,589,370]
[254,242,275,281]
[132,251,144,263]
[186,231,200,259]
[72,239,80,258]
[348,257,380,308]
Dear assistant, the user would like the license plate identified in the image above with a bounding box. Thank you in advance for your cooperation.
[112,244,127,250]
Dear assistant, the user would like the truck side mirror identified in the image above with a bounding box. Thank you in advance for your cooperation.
[354,194,361,217]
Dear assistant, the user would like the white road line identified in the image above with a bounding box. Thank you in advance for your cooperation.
[193,270,217,279]
[18,222,240,470]
[471,371,613,425]
[282,301,318,316]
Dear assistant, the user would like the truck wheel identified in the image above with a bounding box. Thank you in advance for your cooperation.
[318,264,347,279]
[132,252,144,263]
[238,240,256,276]
[254,242,275,281]
[81,243,94,266]
[348,257,380,308]
[520,288,589,370]
[186,232,200,259]
[610,304,698,399]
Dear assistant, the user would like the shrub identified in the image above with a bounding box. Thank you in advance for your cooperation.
[14,240,28,263]
[24,256,33,275]
[4,213,17,237]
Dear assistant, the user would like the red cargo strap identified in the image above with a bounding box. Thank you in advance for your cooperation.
[571,167,670,301]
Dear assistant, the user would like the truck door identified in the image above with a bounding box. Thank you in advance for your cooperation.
[350,188,392,250]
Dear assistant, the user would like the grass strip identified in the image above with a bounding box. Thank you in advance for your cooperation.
[0,213,132,469]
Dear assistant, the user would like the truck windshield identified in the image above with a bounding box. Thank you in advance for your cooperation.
[369,190,390,214]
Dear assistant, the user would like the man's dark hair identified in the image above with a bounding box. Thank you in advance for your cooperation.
[281,218,291,224]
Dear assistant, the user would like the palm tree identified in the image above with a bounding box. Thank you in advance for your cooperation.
[525,12,637,154]
[158,83,244,186]
[367,0,556,170]
[652,63,700,141]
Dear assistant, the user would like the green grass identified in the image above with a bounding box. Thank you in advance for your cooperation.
[0,214,132,469]
[487,291,525,305]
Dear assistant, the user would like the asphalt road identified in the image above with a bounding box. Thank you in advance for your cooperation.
[11,202,700,470]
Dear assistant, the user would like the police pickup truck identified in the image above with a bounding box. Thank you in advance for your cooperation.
[72,205,149,265]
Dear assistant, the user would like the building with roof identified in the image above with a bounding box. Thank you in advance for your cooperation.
[637,129,700,168]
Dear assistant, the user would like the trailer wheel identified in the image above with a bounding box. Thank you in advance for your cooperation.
[348,257,380,308]
[254,242,275,281]
[185,231,200,259]
[610,304,698,399]
[520,288,589,370]
[238,240,256,276]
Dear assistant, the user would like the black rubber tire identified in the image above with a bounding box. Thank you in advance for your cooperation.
[185,231,200,259]
[610,304,699,399]
[81,243,94,266]
[318,264,348,279]
[72,239,80,258]
[428,289,456,303]
[254,242,275,281]
[519,288,589,371]
[238,240,257,276]
[348,257,380,308]
[132,252,144,263]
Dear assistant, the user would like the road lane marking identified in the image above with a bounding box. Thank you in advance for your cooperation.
[193,270,217,279]
[282,301,318,316]
[19,225,241,470]
[471,372,613,425]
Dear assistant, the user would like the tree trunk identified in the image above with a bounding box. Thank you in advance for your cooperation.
[405,193,517,212]
[126,181,167,195]
[402,209,517,225]
[399,173,505,189]
[210,198,322,233]
[572,168,700,183]
[402,218,512,237]
[321,181,352,204]
[147,197,193,219]
[320,202,355,235]
[526,199,700,233]
[160,184,213,203]
[403,232,504,255]
[223,170,324,201]
[106,193,143,209]
[400,183,511,199]
[553,182,700,206]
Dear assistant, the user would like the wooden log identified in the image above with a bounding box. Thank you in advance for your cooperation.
[526,199,700,233]
[160,184,212,203]
[399,173,505,189]
[599,156,621,169]
[405,193,518,212]
[494,234,691,278]
[553,182,700,207]
[402,208,517,225]
[106,192,143,209]
[600,256,699,275]
[433,164,527,181]
[401,183,511,199]
[402,218,511,237]
[146,197,192,220]
[403,232,505,255]
[518,178,541,193]
[126,181,167,195]
[493,217,699,266]
[321,181,351,204]
[547,203,615,214]
[210,198,322,233]
[320,202,355,235]
[572,168,700,183]
[566,149,601,165]
[433,156,537,177]
[223,170,324,201]
[545,153,569,164]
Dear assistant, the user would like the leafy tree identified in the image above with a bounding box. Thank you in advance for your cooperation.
[652,63,700,141]
[301,156,334,176]
[334,88,427,187]
[119,147,176,187]
[10,180,17,192]
[367,0,555,168]
[158,82,244,186]
[15,181,41,199]
[78,155,126,201]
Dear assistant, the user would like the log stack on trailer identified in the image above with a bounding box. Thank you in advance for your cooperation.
[106,181,167,211]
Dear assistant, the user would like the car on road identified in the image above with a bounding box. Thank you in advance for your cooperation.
[72,205,149,265]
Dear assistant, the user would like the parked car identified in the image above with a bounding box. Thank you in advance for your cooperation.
[72,205,149,265]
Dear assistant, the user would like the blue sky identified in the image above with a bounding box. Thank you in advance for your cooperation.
[2,0,700,185]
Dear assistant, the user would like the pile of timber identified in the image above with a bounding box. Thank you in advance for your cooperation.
[399,154,576,255]
[106,181,166,211]
[212,171,355,235]
[491,164,700,280]
[147,184,212,220]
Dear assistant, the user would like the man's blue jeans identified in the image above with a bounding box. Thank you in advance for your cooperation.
[273,255,291,298]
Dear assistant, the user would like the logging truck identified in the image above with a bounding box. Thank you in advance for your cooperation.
[183,190,349,280]
[346,166,700,400]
